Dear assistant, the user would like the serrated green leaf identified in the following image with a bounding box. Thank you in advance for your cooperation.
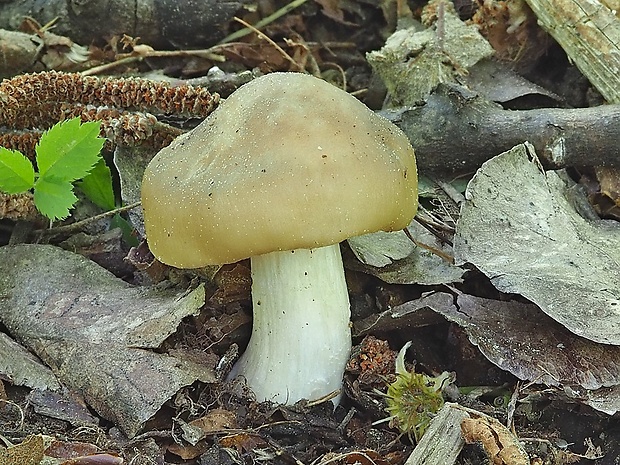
[36,118,105,182]
[77,158,116,210]
[0,147,36,194]
[33,176,78,221]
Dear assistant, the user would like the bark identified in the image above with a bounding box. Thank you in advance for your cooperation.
[383,84,620,175]
[0,29,41,78]
[524,0,620,104]
[0,0,248,49]
[404,403,468,465]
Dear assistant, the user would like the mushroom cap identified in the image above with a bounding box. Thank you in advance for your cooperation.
[141,72,418,268]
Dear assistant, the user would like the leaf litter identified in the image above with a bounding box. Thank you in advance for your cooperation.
[0,244,214,438]
[454,143,620,345]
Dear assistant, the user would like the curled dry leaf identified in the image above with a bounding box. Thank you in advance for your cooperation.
[461,416,529,465]
[219,433,268,453]
[45,439,98,459]
[338,449,392,465]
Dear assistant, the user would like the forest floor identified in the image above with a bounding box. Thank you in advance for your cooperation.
[1,1,619,464]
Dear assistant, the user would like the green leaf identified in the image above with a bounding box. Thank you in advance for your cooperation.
[36,118,105,182]
[33,176,78,221]
[77,158,116,210]
[110,214,139,247]
[0,147,36,194]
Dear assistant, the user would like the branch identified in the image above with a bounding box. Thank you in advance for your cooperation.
[383,84,620,175]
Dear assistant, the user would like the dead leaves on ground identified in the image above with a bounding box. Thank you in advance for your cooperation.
[0,434,123,465]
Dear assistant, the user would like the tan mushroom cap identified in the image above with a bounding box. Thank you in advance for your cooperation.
[141,72,418,268]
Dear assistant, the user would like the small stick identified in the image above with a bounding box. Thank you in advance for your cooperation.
[218,0,310,44]
[232,17,303,71]
[36,201,141,238]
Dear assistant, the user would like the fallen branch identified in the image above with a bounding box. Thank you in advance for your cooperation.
[383,84,620,175]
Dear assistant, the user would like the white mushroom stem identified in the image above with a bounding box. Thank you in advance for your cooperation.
[228,244,352,405]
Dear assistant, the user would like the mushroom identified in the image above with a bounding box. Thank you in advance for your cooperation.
[141,72,418,405]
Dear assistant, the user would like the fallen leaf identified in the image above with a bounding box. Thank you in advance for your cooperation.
[378,290,620,414]
[0,435,45,465]
[454,143,620,344]
[348,221,463,286]
[0,244,214,438]
[219,432,267,452]
[45,438,98,459]
[60,454,123,465]
[438,292,620,392]
[367,3,494,106]
[190,408,237,434]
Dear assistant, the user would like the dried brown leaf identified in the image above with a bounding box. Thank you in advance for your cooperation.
[190,408,237,433]
[0,435,45,465]
[461,416,529,465]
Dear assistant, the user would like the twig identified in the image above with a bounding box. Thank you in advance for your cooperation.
[36,201,142,238]
[404,225,454,263]
[219,0,310,44]
[82,49,226,76]
[232,17,303,71]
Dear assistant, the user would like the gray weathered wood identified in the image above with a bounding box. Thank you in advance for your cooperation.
[524,0,620,103]
[404,402,468,465]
